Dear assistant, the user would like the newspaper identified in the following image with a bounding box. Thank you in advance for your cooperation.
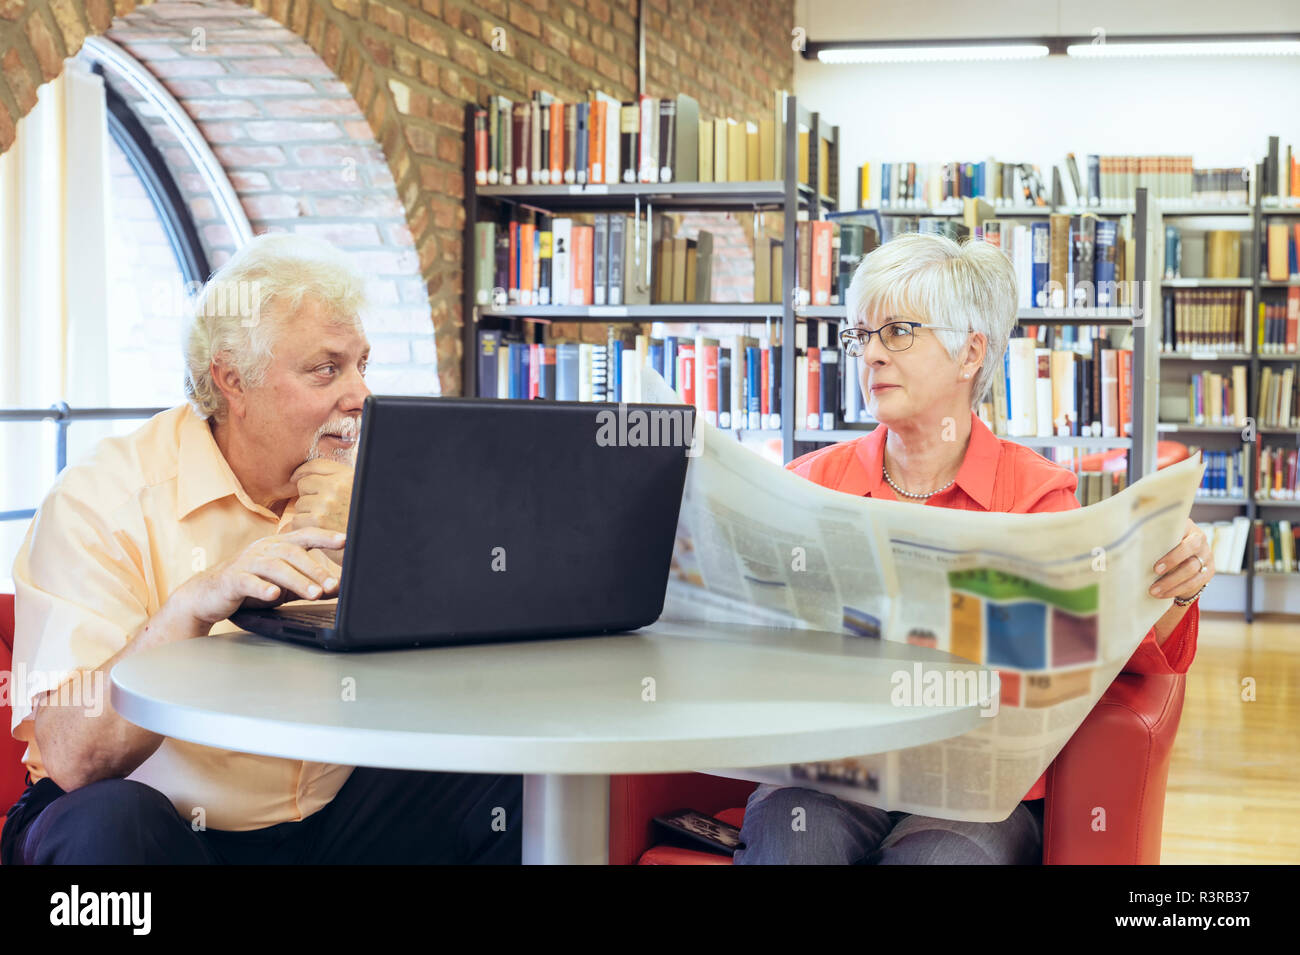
[642,369,1205,823]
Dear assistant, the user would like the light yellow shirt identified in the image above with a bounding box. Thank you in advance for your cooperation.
[9,404,353,831]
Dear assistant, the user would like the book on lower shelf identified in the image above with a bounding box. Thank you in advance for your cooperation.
[976,325,1134,438]
[1256,445,1299,501]
[1253,519,1298,574]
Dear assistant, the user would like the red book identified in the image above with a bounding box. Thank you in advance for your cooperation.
[519,223,535,306]
[759,346,770,425]
[678,343,696,407]
[1117,349,1133,438]
[570,225,594,305]
[701,342,719,426]
[806,345,821,429]
[474,108,488,186]
[588,100,604,184]
[810,221,833,306]
[1287,288,1299,353]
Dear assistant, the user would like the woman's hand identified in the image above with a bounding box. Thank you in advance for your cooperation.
[1149,518,1214,601]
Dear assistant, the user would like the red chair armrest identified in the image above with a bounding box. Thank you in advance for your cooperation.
[1043,671,1186,865]
[608,773,756,865]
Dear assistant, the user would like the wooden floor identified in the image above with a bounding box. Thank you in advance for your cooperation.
[1161,611,1300,864]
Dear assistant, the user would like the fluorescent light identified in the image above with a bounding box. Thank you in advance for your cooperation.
[1067,39,1300,58]
[817,44,1050,64]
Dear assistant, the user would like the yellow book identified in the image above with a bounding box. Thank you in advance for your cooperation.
[685,246,698,304]
[1268,222,1289,280]
[698,119,714,184]
[746,124,760,181]
[726,119,746,183]
[1232,365,1247,426]
[859,163,873,207]
[758,119,775,180]
[818,136,830,197]
[713,118,728,182]
[797,126,809,185]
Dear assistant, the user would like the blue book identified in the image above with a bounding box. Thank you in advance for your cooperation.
[555,343,580,401]
[664,336,678,391]
[745,345,762,429]
[648,341,665,380]
[611,340,623,402]
[1095,219,1118,305]
[576,103,588,185]
[477,330,501,398]
[508,343,528,400]
[1031,222,1050,306]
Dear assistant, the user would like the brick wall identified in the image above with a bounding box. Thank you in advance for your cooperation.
[104,0,437,396]
[1,0,796,394]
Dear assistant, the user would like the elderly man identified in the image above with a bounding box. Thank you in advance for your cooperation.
[3,234,521,864]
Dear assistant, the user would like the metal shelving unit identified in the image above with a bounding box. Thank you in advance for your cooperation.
[462,96,839,463]
[1152,167,1300,620]
[791,188,1154,484]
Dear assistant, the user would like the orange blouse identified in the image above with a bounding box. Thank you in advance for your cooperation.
[786,409,1199,802]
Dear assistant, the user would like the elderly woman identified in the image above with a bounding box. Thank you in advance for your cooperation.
[733,232,1210,865]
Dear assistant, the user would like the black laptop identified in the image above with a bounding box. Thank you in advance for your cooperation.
[230,395,693,650]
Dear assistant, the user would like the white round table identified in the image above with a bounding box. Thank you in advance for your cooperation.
[110,619,996,864]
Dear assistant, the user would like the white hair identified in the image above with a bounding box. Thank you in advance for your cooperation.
[183,233,369,421]
[845,232,1018,411]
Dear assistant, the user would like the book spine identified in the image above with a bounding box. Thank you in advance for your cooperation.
[607,215,625,306]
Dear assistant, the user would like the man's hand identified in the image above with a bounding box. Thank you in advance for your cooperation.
[172,527,347,630]
[290,459,354,565]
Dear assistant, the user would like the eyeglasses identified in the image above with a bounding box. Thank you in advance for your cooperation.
[839,321,968,357]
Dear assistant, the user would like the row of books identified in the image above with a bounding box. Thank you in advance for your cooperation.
[472,89,826,190]
[475,324,851,431]
[473,213,655,307]
[1174,368,1249,428]
[1258,445,1300,500]
[1162,228,1251,280]
[981,330,1134,438]
[1191,448,1246,499]
[857,156,1251,209]
[1253,521,1299,574]
[1160,289,1252,353]
[1200,517,1300,574]
[984,213,1127,310]
[1258,293,1300,354]
[1074,469,1130,507]
[1257,364,1300,429]
[1263,219,1300,280]
[1263,137,1300,203]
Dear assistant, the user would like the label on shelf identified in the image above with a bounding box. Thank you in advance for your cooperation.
[589,306,627,317]
[1190,352,1218,361]
[569,184,609,194]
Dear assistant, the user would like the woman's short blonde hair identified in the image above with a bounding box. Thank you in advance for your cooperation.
[183,234,368,421]
[845,231,1018,410]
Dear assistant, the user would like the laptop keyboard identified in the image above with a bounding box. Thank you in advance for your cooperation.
[274,604,338,627]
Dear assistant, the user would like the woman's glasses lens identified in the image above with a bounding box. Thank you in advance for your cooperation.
[840,323,914,356]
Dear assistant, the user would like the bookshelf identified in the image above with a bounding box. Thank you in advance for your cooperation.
[462,95,840,463]
[1151,159,1300,621]
[791,188,1156,487]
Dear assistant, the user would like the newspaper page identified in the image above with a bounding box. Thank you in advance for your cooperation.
[643,369,1205,823]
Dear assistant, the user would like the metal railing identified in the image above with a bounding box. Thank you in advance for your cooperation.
[0,404,167,523]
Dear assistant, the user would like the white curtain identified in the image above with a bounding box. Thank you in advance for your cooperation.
[0,61,112,586]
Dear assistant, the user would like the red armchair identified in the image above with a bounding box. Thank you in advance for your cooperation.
[611,670,1186,865]
[1,592,34,854]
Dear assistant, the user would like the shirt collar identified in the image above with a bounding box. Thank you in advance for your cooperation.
[851,410,999,509]
[177,406,287,523]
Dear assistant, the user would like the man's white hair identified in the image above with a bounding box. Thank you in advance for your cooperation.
[845,232,1018,411]
[183,233,369,421]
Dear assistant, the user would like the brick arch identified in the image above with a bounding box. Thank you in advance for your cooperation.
[0,0,457,391]
[2,0,798,396]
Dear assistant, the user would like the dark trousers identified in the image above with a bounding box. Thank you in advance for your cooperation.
[2,767,522,865]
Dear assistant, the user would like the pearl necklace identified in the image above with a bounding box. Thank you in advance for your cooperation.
[882,464,955,499]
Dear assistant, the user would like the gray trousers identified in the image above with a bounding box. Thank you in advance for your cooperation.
[733,785,1044,865]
